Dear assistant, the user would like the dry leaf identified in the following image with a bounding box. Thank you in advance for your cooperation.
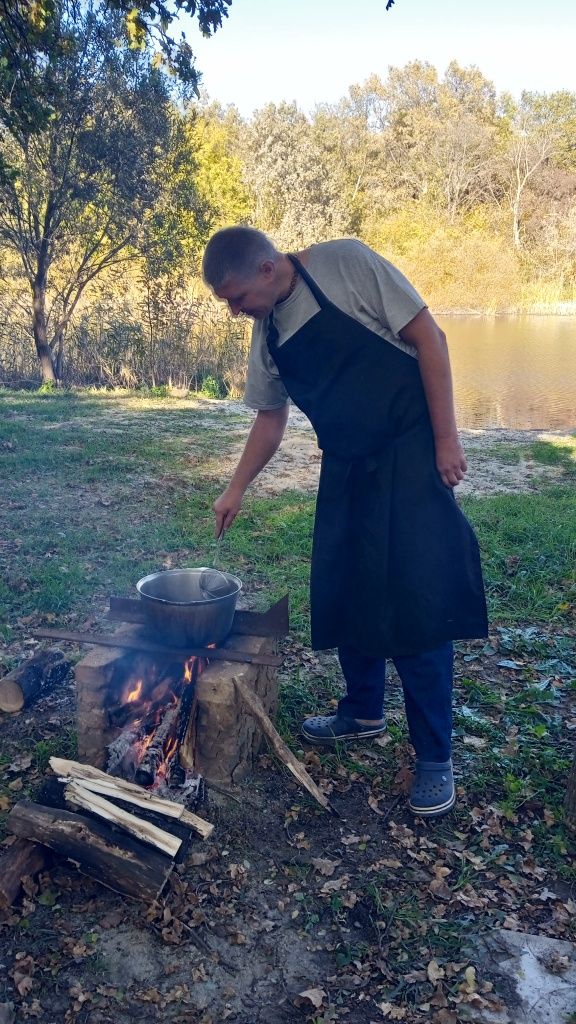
[311,857,340,876]
[463,966,477,992]
[368,794,385,815]
[427,960,445,983]
[463,735,488,749]
[295,987,326,1009]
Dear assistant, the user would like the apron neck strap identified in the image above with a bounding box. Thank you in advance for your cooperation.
[288,253,330,308]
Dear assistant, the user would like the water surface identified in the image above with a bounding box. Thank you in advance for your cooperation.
[438,316,576,430]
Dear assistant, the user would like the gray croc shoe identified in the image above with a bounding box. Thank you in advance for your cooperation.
[408,759,455,818]
[301,714,387,745]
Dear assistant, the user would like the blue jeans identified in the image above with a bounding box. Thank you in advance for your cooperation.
[337,642,453,762]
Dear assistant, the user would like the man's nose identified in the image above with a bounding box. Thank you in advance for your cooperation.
[228,300,242,316]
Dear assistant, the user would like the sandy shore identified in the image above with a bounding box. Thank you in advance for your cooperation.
[216,402,574,498]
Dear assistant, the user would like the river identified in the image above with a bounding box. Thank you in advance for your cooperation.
[438,315,576,431]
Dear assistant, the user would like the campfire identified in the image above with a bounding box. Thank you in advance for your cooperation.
[1,588,335,909]
[105,653,205,792]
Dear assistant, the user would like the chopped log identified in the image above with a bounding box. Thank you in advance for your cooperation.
[64,782,181,857]
[0,839,49,910]
[232,675,335,815]
[0,651,70,713]
[49,758,213,838]
[7,800,173,902]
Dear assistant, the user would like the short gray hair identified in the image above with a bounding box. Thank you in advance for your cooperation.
[202,226,279,289]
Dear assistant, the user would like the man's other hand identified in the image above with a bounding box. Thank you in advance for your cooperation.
[435,436,467,487]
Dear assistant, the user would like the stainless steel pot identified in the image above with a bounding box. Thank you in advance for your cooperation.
[136,568,242,647]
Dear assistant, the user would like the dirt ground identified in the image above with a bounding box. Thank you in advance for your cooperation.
[1,399,575,1024]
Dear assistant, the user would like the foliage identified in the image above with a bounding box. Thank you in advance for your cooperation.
[0,2,209,381]
[0,0,231,134]
[1,54,576,386]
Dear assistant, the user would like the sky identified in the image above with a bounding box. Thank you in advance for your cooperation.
[185,0,576,116]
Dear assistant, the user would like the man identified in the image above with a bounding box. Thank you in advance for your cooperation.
[202,226,488,818]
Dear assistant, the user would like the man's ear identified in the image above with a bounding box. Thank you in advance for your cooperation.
[259,259,276,280]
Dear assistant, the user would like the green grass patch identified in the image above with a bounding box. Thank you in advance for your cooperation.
[462,487,576,623]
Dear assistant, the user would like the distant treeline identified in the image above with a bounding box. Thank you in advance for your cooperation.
[1,4,575,387]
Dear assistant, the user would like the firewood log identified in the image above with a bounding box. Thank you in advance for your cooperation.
[7,800,174,902]
[232,676,335,814]
[0,839,49,910]
[0,651,70,712]
[64,782,181,857]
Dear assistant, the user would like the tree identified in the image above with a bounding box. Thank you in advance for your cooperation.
[502,90,576,249]
[0,0,231,132]
[0,3,189,381]
[190,101,252,232]
[243,102,351,249]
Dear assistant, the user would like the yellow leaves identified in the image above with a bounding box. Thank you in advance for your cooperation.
[125,8,147,51]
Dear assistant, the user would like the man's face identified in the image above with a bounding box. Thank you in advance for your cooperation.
[214,262,277,320]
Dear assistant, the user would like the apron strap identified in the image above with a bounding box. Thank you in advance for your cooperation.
[287,253,331,308]
[267,252,331,350]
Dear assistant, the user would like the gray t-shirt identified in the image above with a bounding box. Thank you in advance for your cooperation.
[244,238,427,410]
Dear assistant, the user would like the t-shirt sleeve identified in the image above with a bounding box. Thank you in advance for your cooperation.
[350,243,427,336]
[243,323,290,410]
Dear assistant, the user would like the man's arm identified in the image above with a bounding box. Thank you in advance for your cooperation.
[213,405,290,537]
[399,308,466,487]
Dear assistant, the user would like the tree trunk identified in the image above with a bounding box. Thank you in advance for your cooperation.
[32,277,57,383]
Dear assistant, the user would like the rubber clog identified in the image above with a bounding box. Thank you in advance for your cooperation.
[301,714,387,745]
[408,759,455,818]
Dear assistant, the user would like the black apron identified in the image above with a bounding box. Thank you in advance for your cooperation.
[266,255,488,657]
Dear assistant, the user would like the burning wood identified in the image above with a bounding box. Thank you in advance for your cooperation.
[107,655,202,789]
[134,702,181,787]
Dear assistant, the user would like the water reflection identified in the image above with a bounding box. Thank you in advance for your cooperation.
[439,315,576,430]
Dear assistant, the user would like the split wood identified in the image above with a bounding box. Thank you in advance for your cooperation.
[65,781,181,858]
[232,675,336,815]
[50,758,213,839]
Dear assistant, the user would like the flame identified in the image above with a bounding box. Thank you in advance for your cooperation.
[183,657,195,683]
[126,679,143,704]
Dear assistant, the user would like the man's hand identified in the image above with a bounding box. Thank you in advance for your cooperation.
[435,436,467,488]
[211,405,290,538]
[399,310,466,488]
[213,486,244,538]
